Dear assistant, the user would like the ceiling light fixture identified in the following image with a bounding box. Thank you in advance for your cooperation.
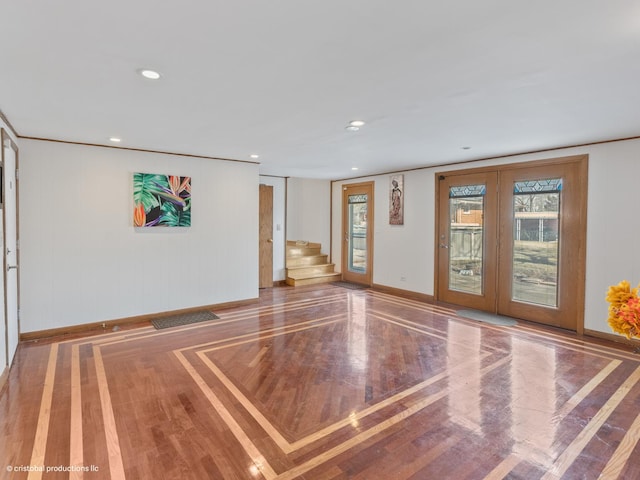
[250,154,260,159]
[138,69,161,80]
[345,126,360,132]
[351,167,359,171]
[349,120,365,127]
[461,146,471,150]
[109,137,121,143]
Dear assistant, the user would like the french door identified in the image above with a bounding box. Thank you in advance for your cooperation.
[436,156,588,331]
[342,182,374,286]
[437,171,498,312]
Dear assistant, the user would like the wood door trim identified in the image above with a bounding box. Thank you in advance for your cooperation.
[341,182,374,286]
[497,157,588,332]
[435,155,588,332]
[436,154,588,178]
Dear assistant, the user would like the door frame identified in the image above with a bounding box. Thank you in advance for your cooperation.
[1,128,20,366]
[497,159,587,330]
[434,155,588,332]
[341,181,374,286]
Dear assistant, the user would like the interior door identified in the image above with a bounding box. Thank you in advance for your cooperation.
[437,172,498,311]
[0,152,5,371]
[259,184,274,288]
[497,160,587,330]
[436,156,587,331]
[342,182,374,286]
[2,130,19,365]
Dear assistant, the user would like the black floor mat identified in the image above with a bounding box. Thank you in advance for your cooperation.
[331,281,369,290]
[151,310,219,329]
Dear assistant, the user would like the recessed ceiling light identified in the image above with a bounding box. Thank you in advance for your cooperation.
[138,69,161,80]
[461,146,471,150]
[345,126,360,132]
[109,137,121,143]
[349,120,365,127]
[351,167,359,171]
[250,154,260,159]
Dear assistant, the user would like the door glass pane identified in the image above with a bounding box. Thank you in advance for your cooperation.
[348,194,367,273]
[512,179,561,307]
[448,184,485,295]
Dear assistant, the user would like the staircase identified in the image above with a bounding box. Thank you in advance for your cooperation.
[285,241,341,286]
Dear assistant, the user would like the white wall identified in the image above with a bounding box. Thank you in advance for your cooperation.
[331,172,435,295]
[14,135,640,336]
[332,138,640,335]
[20,139,259,333]
[259,175,286,281]
[287,178,331,254]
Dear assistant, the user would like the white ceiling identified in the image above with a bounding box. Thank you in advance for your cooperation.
[1,1,639,179]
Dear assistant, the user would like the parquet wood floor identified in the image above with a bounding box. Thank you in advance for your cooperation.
[2,285,640,479]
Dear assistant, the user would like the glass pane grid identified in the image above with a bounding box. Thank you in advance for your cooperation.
[348,194,368,204]
[514,178,562,194]
[449,184,486,198]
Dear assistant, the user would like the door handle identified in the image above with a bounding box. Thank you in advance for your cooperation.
[439,233,448,249]
[267,238,273,243]
[7,264,18,271]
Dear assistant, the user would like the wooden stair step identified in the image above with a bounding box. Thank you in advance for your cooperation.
[285,272,342,287]
[286,240,321,247]
[286,245,322,257]
[286,264,336,277]
[286,254,329,267]
[285,240,338,287]
[286,241,322,257]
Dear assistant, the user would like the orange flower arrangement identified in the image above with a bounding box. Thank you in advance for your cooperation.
[606,280,640,339]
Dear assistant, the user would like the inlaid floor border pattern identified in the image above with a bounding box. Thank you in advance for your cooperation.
[5,287,640,479]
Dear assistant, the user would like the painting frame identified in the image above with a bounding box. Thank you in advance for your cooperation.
[133,172,192,227]
[389,174,404,225]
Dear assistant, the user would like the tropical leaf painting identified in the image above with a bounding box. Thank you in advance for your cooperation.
[133,173,191,227]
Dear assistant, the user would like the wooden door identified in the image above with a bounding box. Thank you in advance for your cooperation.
[342,182,374,286]
[496,158,588,330]
[436,156,588,331]
[259,184,273,288]
[437,172,498,312]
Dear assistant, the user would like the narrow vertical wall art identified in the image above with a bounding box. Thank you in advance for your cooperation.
[389,174,404,225]
[133,173,191,227]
